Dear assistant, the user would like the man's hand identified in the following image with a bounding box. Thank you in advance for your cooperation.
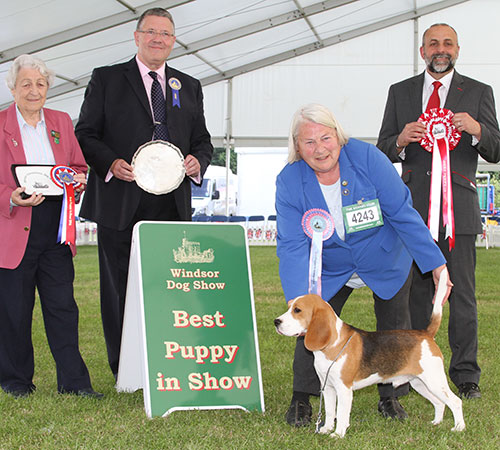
[11,187,45,207]
[110,159,134,182]
[453,112,481,140]
[397,121,427,148]
[184,154,201,178]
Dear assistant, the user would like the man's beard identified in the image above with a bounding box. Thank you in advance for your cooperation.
[425,53,456,73]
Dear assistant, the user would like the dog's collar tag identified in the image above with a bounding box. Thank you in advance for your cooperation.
[342,199,383,234]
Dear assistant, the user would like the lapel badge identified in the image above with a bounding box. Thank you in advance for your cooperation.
[168,77,182,108]
[51,129,60,144]
[342,188,350,196]
[12,138,18,147]
[342,180,348,186]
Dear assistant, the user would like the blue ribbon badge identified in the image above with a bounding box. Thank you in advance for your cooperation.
[168,77,182,108]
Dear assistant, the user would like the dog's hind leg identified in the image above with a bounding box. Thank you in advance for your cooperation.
[417,370,465,432]
[410,377,445,425]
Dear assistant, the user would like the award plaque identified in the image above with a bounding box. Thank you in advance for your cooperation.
[132,141,185,195]
[11,164,63,198]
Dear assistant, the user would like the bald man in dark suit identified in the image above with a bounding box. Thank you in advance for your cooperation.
[377,23,500,400]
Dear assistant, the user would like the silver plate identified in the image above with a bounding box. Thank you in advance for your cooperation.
[132,140,185,195]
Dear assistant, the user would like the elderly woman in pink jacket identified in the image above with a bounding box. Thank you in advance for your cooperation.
[0,54,101,399]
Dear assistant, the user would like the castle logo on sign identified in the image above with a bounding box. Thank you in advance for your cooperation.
[173,232,214,263]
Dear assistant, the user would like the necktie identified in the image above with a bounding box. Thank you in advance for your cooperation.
[426,80,442,112]
[148,71,170,141]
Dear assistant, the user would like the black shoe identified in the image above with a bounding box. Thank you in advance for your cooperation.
[3,385,35,399]
[457,382,481,399]
[285,399,312,427]
[5,388,33,399]
[60,388,104,399]
[377,397,408,420]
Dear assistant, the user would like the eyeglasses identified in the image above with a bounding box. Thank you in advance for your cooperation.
[137,29,175,39]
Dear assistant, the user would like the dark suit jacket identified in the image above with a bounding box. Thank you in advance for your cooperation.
[377,71,500,235]
[75,57,213,230]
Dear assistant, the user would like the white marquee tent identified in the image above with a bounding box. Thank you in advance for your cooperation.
[1,0,499,215]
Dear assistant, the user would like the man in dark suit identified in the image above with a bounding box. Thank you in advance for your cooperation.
[76,8,213,378]
[377,23,500,399]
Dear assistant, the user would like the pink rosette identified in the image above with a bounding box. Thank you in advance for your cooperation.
[301,208,334,241]
[301,209,334,297]
[418,108,461,250]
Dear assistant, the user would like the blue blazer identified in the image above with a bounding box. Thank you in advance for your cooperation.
[276,138,445,301]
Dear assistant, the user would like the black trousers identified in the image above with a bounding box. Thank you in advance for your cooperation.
[97,191,180,375]
[410,234,479,387]
[0,201,91,393]
[292,272,412,398]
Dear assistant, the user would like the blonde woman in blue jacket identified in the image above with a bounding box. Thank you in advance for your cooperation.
[276,104,451,426]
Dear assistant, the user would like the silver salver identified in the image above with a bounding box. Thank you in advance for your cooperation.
[131,140,186,195]
[11,164,63,197]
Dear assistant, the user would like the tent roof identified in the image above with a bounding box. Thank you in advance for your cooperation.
[0,0,469,111]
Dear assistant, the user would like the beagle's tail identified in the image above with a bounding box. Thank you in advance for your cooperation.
[426,269,448,338]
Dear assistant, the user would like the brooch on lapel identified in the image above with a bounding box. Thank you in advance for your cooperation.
[51,130,60,144]
[168,77,182,108]
[12,138,18,147]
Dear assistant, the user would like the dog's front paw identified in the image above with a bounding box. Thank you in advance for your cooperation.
[331,428,347,438]
[451,422,465,432]
[318,424,333,434]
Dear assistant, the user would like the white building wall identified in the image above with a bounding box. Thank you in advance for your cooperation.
[235,148,287,217]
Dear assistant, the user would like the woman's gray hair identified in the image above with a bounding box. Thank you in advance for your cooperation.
[287,103,349,164]
[6,54,55,90]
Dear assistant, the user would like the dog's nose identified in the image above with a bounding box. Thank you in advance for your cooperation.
[274,318,281,327]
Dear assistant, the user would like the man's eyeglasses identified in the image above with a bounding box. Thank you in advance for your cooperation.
[137,29,175,39]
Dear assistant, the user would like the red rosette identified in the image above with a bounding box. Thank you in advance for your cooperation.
[50,166,82,190]
[50,166,82,246]
[418,108,461,152]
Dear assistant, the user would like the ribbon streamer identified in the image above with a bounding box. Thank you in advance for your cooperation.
[50,166,82,246]
[418,108,461,251]
[302,209,334,297]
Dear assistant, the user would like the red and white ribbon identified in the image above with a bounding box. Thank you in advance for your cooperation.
[50,166,82,246]
[418,108,461,250]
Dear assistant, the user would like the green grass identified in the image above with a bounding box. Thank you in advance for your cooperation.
[1,246,499,449]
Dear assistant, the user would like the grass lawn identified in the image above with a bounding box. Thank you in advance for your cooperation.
[0,245,499,449]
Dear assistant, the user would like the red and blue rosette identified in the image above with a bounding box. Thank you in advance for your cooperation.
[418,108,461,250]
[50,166,82,246]
[302,208,334,297]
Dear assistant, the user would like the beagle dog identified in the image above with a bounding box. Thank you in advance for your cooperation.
[274,271,465,438]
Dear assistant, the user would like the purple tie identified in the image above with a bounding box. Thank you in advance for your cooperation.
[148,71,170,141]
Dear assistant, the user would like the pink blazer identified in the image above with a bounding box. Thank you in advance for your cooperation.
[0,104,88,269]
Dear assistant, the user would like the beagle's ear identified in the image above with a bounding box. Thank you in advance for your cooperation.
[304,304,333,351]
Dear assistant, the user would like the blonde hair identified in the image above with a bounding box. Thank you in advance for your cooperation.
[6,54,55,90]
[287,103,349,164]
